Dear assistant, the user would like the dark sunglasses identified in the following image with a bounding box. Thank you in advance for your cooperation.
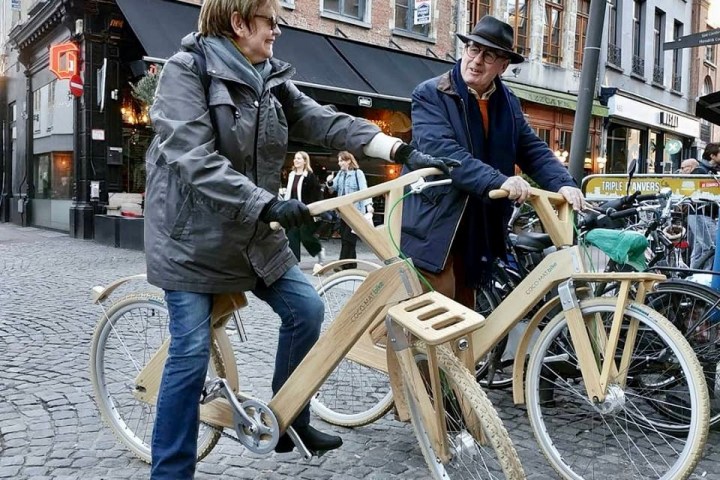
[255,14,279,30]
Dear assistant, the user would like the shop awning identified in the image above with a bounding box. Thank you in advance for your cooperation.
[273,29,375,96]
[116,0,199,60]
[506,82,610,117]
[117,0,454,109]
[696,90,720,126]
[328,37,453,99]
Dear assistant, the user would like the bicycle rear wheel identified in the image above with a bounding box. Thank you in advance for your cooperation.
[526,298,709,479]
[647,280,720,429]
[310,269,394,427]
[89,294,223,463]
[406,344,525,479]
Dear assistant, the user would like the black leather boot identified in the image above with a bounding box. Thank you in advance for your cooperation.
[274,424,343,454]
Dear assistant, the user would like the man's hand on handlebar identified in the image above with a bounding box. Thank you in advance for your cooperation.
[558,186,587,212]
[392,144,461,176]
[260,199,313,229]
[499,176,531,203]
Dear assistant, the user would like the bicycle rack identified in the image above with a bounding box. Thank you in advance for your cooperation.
[386,291,487,462]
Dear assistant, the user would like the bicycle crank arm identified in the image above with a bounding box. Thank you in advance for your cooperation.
[285,426,313,460]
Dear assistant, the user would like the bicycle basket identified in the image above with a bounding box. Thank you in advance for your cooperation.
[584,228,648,271]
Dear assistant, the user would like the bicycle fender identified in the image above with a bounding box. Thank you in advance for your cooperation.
[312,259,381,276]
[91,273,148,304]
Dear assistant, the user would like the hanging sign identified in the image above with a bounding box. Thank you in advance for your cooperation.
[49,42,79,80]
[414,0,431,25]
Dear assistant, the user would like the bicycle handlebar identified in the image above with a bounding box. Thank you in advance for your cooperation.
[269,167,445,231]
[488,187,566,203]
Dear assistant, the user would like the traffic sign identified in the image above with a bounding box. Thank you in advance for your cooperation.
[69,74,83,97]
[664,28,720,50]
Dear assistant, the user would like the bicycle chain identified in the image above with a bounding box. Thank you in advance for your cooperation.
[201,420,245,444]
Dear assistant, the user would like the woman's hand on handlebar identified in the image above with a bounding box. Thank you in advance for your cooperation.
[392,144,461,176]
[558,186,587,212]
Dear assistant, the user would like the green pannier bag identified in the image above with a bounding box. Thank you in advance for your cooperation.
[584,228,648,271]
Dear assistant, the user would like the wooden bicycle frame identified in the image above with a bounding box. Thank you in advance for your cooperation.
[132,169,440,432]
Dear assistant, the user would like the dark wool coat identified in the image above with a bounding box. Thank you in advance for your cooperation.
[401,66,576,276]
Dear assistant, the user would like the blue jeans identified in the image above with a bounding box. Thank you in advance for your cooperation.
[150,266,324,479]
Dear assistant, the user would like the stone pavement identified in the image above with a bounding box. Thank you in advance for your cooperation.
[1,222,719,479]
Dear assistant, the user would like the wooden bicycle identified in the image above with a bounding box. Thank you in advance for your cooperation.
[89,168,526,479]
[309,175,711,479]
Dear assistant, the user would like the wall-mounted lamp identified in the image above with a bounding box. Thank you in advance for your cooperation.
[511,67,521,77]
[75,19,84,36]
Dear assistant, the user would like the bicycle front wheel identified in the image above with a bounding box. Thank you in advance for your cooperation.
[310,269,394,427]
[89,294,224,463]
[406,344,525,479]
[526,298,709,479]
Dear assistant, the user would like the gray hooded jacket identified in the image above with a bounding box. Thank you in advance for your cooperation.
[144,33,380,293]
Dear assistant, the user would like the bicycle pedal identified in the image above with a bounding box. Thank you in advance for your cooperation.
[200,377,225,404]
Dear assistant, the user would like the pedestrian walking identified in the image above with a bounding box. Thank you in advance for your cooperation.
[693,143,720,175]
[325,151,373,269]
[282,151,326,266]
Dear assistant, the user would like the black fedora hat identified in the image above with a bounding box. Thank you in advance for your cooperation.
[456,15,524,64]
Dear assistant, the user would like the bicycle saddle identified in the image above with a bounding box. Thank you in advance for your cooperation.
[515,232,553,252]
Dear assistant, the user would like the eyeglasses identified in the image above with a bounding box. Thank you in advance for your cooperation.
[255,14,279,30]
[465,44,507,64]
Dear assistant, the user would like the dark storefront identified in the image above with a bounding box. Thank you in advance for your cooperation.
[2,0,453,236]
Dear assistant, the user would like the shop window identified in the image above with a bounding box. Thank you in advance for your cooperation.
[33,152,73,200]
[9,102,16,140]
[705,36,716,64]
[47,80,56,132]
[632,0,645,76]
[574,0,589,70]
[508,0,530,56]
[536,127,551,145]
[672,22,683,91]
[607,0,621,67]
[543,0,563,65]
[122,128,154,194]
[466,0,491,33]
[395,0,430,37]
[652,9,665,85]
[33,88,41,135]
[323,0,366,21]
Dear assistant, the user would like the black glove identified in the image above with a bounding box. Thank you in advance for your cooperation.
[393,144,461,175]
[260,199,313,229]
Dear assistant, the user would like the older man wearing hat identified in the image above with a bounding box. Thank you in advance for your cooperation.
[400,15,586,308]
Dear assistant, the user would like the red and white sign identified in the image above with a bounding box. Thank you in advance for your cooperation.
[49,42,79,80]
[69,74,83,97]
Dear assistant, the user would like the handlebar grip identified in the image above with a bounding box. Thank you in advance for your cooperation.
[489,189,509,199]
[270,221,282,231]
[636,193,661,202]
[608,207,638,220]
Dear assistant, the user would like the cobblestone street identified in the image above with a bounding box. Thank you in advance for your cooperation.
[1,223,719,479]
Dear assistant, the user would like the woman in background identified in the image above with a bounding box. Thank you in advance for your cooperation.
[283,151,326,265]
[326,151,373,269]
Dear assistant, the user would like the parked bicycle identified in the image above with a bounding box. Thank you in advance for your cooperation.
[310,176,711,479]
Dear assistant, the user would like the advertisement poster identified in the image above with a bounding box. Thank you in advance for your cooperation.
[582,174,720,201]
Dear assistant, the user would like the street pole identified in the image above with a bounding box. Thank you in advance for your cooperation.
[569,0,608,184]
